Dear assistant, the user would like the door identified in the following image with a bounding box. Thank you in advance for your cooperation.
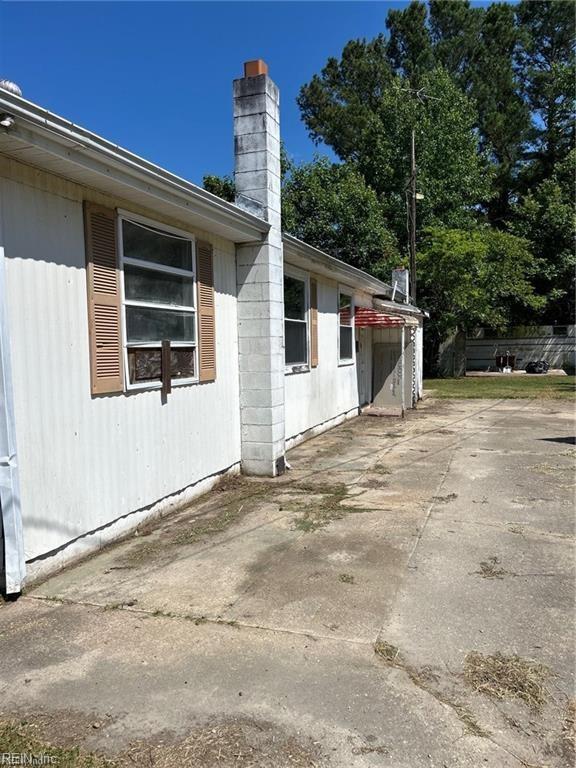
[356,326,372,405]
[372,342,403,409]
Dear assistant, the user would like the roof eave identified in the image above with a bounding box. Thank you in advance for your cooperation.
[0,91,269,244]
[283,233,393,297]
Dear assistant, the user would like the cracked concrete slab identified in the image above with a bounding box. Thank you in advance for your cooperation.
[0,397,574,767]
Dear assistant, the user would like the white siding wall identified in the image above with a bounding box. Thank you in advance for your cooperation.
[284,275,371,442]
[1,172,241,562]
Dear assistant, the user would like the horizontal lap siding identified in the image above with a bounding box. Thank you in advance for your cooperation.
[1,175,241,561]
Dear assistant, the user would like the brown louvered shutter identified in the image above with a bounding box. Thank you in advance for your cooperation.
[83,202,124,395]
[310,278,319,368]
[197,240,216,382]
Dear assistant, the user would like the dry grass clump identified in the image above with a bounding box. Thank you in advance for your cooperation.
[374,640,402,665]
[358,477,389,489]
[373,643,488,737]
[431,493,458,504]
[463,651,550,710]
[0,718,113,768]
[562,699,576,762]
[338,573,355,584]
[475,556,508,579]
[0,715,322,768]
[290,482,368,532]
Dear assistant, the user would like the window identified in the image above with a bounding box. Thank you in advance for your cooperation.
[120,217,197,386]
[284,273,308,367]
[339,290,354,362]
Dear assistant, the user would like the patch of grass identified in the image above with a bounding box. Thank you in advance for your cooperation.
[170,501,248,545]
[352,744,389,756]
[508,525,525,535]
[374,640,402,664]
[431,493,458,504]
[463,651,550,711]
[338,573,355,584]
[358,477,389,489]
[293,481,348,497]
[117,478,273,566]
[475,556,508,579]
[0,721,113,768]
[291,482,368,532]
[424,375,576,400]
[530,462,564,475]
[562,699,576,763]
[373,463,392,475]
[1,715,322,768]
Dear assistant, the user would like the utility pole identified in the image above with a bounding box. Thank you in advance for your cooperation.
[409,128,417,304]
[400,86,440,306]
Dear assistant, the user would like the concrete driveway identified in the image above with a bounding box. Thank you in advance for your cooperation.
[1,397,574,767]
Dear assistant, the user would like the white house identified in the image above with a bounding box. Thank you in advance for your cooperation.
[0,61,424,593]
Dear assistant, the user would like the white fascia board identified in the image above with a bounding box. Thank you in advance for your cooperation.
[282,234,393,297]
[373,297,427,318]
[0,91,269,244]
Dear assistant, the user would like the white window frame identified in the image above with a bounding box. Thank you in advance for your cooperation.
[117,210,199,391]
[338,286,355,366]
[284,266,310,374]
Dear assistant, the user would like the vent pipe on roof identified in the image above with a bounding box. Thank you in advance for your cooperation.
[0,80,22,97]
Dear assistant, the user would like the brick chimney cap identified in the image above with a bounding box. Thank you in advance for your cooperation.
[244,60,268,78]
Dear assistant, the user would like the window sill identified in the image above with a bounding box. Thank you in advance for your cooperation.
[285,364,310,375]
[125,376,199,393]
[338,359,355,367]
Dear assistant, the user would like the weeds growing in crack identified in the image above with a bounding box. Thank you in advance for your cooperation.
[373,641,489,737]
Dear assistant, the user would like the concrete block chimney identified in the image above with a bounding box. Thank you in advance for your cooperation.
[234,60,285,477]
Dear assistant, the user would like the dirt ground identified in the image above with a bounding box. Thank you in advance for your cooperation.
[0,397,574,767]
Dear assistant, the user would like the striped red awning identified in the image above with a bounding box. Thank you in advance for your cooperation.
[354,307,405,328]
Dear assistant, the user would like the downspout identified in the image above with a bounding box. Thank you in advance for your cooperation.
[0,189,25,593]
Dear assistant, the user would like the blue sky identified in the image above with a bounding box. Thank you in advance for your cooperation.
[0,1,496,185]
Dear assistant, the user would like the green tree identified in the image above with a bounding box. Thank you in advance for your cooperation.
[429,0,483,79]
[282,157,400,278]
[470,2,531,225]
[512,150,576,323]
[386,1,435,86]
[517,0,576,185]
[203,154,400,281]
[418,226,544,368]
[383,0,531,226]
[203,174,235,203]
[298,63,491,243]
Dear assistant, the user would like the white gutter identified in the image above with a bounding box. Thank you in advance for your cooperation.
[374,297,426,318]
[283,233,395,297]
[0,91,269,243]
